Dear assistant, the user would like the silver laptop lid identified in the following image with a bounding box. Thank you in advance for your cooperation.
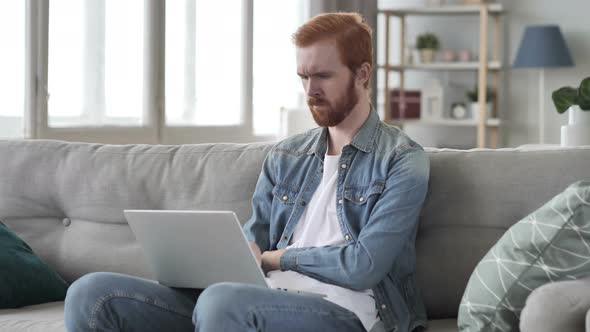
[124,210,267,289]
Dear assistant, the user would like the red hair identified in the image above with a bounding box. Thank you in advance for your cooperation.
[292,12,373,89]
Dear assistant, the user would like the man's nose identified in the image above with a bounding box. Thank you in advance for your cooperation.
[305,79,322,97]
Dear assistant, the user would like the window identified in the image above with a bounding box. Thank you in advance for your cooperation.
[104,1,144,124]
[48,0,144,127]
[0,2,25,138]
[253,0,309,136]
[165,0,243,126]
[9,0,309,144]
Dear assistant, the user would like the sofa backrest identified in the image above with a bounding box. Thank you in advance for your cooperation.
[0,140,272,283]
[418,147,590,318]
[1,140,590,319]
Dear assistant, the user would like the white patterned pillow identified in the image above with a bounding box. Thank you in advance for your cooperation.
[458,181,590,332]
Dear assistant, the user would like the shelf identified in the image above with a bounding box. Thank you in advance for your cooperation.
[380,4,504,16]
[379,2,506,148]
[378,61,502,71]
[387,118,501,127]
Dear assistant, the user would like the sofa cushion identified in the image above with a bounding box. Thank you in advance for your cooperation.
[0,302,459,332]
[0,301,65,332]
[458,180,590,331]
[0,222,69,309]
[415,146,590,318]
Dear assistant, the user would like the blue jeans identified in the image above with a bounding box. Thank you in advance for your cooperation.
[64,272,369,332]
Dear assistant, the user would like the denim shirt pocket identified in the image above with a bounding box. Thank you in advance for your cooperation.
[271,183,299,205]
[343,181,385,205]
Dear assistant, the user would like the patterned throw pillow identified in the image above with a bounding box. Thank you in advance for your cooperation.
[458,181,590,332]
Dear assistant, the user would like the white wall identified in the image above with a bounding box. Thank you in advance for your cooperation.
[502,0,590,147]
[378,0,590,148]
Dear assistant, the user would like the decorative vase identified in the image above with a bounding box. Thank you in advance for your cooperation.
[463,0,489,4]
[561,105,590,146]
[440,49,456,62]
[419,49,436,64]
[470,102,493,121]
[426,0,446,6]
[458,49,472,62]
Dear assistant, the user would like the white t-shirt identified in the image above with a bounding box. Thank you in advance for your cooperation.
[266,153,379,331]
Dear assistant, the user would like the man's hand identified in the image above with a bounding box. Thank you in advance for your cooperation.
[261,249,286,274]
[249,242,262,266]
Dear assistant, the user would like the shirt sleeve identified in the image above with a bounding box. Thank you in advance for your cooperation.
[279,147,430,291]
[242,149,276,252]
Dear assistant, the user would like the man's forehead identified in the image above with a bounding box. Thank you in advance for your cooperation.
[296,41,343,73]
[297,63,327,74]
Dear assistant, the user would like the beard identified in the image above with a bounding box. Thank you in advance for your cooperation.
[307,77,359,127]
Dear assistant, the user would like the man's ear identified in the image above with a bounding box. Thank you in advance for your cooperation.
[355,62,371,87]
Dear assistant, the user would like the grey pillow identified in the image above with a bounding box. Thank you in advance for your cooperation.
[458,181,590,332]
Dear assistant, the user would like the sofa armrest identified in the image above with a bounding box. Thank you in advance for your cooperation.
[520,278,590,332]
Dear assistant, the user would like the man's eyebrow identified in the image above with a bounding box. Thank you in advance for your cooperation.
[297,70,333,77]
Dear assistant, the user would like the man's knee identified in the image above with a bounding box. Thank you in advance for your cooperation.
[64,272,125,330]
[66,272,124,308]
[193,282,251,325]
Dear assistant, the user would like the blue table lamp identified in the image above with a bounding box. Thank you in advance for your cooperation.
[513,25,574,143]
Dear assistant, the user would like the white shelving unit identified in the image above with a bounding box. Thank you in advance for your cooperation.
[379,3,505,148]
[389,117,501,128]
[378,61,502,71]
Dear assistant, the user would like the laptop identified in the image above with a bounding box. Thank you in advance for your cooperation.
[124,210,267,289]
[124,210,326,298]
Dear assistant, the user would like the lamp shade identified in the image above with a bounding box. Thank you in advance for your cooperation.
[513,25,574,68]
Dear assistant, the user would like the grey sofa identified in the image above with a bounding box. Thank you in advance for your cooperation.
[1,139,590,332]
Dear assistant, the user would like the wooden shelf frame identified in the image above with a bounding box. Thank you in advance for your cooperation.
[381,4,504,16]
[380,3,504,148]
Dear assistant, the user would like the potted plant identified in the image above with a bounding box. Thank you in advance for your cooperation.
[416,33,440,64]
[465,86,495,120]
[552,76,590,146]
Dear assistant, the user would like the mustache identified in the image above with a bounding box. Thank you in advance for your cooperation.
[307,97,328,106]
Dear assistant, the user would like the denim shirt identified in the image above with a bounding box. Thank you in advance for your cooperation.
[243,109,430,332]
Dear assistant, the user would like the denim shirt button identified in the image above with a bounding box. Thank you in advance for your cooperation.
[359,197,365,202]
[300,201,306,206]
[341,163,347,169]
[338,199,343,204]
[282,195,288,201]
[345,234,350,241]
[381,304,387,309]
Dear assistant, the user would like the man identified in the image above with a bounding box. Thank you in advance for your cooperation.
[64,12,429,332]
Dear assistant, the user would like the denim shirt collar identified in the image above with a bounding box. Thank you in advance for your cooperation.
[308,107,380,157]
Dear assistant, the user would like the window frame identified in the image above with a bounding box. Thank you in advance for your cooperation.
[0,1,26,139]
[26,0,260,144]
